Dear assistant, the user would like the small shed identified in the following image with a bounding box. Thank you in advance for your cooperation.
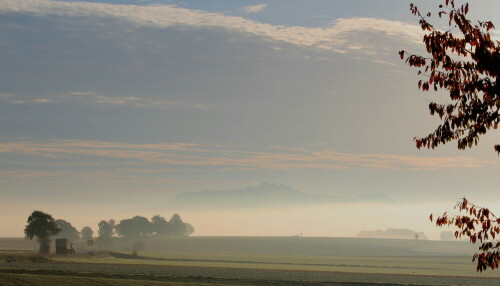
[55,238,74,255]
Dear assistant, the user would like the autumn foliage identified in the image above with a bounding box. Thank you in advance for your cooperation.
[401,0,500,272]
[399,0,500,154]
[432,198,500,272]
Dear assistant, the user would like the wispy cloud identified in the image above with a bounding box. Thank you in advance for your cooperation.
[0,169,203,185]
[64,92,178,108]
[241,4,267,14]
[0,91,208,109]
[0,0,423,54]
[0,93,52,105]
[0,139,495,172]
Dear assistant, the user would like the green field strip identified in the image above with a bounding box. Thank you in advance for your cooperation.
[2,262,500,286]
[0,268,420,286]
[49,252,487,278]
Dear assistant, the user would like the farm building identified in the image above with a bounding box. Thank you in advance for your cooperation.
[55,238,74,255]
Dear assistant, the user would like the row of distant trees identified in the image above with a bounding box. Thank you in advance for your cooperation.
[57,214,194,241]
[25,211,194,253]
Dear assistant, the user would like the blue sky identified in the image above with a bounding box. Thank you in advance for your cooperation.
[1,0,500,237]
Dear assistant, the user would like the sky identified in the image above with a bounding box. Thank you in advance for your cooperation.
[1,0,500,238]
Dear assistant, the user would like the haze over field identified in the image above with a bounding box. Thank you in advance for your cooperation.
[1,0,500,239]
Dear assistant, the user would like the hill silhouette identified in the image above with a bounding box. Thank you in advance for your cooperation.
[170,183,391,209]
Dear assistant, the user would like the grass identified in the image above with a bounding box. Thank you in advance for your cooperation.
[2,237,500,285]
[3,255,500,285]
[2,258,500,286]
[2,254,50,263]
[0,270,243,286]
[50,251,493,277]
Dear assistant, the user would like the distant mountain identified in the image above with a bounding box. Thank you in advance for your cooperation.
[169,183,391,209]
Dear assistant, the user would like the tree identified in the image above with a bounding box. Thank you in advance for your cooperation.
[151,215,171,237]
[399,0,500,154]
[432,198,500,271]
[97,219,115,238]
[81,226,94,241]
[150,214,194,237]
[24,211,61,254]
[96,219,115,250]
[400,0,500,271]
[169,213,187,236]
[184,223,195,236]
[115,216,152,238]
[54,219,80,242]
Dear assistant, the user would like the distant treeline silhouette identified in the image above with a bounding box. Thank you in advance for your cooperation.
[91,214,194,250]
[25,210,195,253]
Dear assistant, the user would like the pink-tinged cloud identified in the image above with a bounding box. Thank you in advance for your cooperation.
[0,140,495,172]
[0,169,227,185]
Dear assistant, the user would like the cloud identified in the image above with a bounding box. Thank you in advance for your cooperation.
[370,59,396,66]
[0,91,207,109]
[0,93,52,104]
[69,91,95,96]
[0,139,496,172]
[241,4,267,14]
[65,92,177,108]
[0,0,423,54]
[0,169,201,185]
[33,98,51,103]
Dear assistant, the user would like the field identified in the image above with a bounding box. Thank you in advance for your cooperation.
[1,237,500,285]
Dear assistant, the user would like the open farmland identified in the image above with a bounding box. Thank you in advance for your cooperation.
[0,271,224,286]
[0,238,36,254]
[2,236,480,258]
[2,258,500,286]
[54,252,488,276]
[2,236,500,285]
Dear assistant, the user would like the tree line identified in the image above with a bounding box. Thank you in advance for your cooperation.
[24,210,194,253]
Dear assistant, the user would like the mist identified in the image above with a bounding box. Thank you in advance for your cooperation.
[1,195,471,241]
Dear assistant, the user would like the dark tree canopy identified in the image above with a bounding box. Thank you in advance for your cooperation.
[80,226,94,241]
[400,0,500,154]
[115,214,194,238]
[54,219,80,242]
[24,210,61,254]
[97,219,115,238]
[115,216,152,238]
[96,219,116,250]
[169,213,187,237]
[90,214,192,249]
[151,215,171,237]
[149,214,194,237]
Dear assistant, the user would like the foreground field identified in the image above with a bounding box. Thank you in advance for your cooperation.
[51,251,495,277]
[1,237,500,285]
[2,258,500,286]
[0,271,226,286]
